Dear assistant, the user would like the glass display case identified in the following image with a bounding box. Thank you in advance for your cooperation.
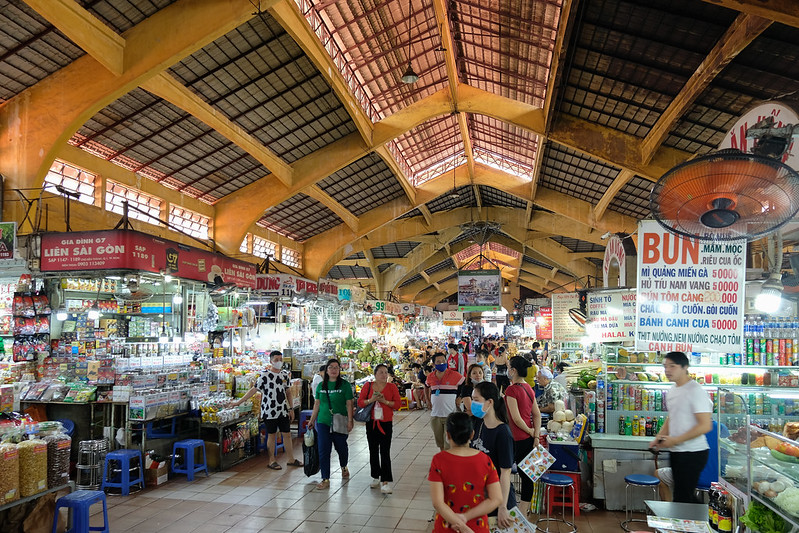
[718,386,799,529]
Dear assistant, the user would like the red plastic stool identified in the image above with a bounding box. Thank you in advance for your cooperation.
[546,470,580,517]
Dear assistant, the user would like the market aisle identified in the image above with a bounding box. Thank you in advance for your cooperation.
[86,409,628,532]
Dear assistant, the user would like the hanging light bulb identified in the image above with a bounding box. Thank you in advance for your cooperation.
[756,273,784,314]
[173,293,183,305]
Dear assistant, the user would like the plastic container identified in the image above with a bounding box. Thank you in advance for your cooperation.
[0,442,20,504]
[18,439,47,497]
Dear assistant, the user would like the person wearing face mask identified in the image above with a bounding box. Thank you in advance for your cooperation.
[471,382,516,530]
[458,364,485,416]
[235,350,302,470]
[447,343,467,376]
[358,364,401,494]
[505,356,542,516]
[427,352,466,451]
[493,347,509,394]
[475,351,492,382]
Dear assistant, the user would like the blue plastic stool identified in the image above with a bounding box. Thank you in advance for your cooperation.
[101,449,144,496]
[298,410,313,437]
[537,473,577,533]
[258,424,284,455]
[172,439,209,480]
[52,490,109,533]
[621,474,660,531]
[56,419,75,438]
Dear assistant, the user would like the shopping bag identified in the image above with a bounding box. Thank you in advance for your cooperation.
[517,444,555,483]
[303,428,320,477]
[492,506,536,533]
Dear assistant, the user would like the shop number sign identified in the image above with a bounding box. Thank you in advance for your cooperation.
[373,301,385,312]
[635,220,745,353]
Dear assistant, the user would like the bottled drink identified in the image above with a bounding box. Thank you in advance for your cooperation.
[708,483,718,530]
[718,491,732,532]
[625,416,632,436]
[645,417,652,437]
[619,415,626,435]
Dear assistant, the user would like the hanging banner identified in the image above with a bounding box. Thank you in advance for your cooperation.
[586,289,637,341]
[635,220,745,353]
[350,286,367,304]
[523,316,536,336]
[337,286,351,301]
[366,300,386,313]
[254,274,295,298]
[535,306,553,340]
[40,230,256,288]
[0,222,16,260]
[317,278,338,302]
[443,310,464,326]
[458,269,501,311]
[551,293,585,342]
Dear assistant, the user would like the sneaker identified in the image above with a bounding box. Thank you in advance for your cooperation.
[341,466,350,479]
[381,484,393,494]
[370,478,381,488]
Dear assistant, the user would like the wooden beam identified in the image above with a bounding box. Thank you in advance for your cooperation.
[374,145,417,205]
[473,185,482,215]
[305,185,359,231]
[23,0,125,76]
[700,0,799,28]
[541,0,575,129]
[594,169,635,222]
[419,204,434,227]
[640,13,771,164]
[268,0,373,142]
[141,72,293,187]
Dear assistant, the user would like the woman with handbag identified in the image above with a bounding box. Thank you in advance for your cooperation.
[504,356,542,516]
[357,363,401,494]
[308,358,354,490]
[471,382,516,530]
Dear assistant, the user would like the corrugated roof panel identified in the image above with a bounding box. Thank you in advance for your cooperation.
[607,175,653,219]
[425,258,455,276]
[345,252,366,260]
[523,255,555,270]
[86,0,178,33]
[0,2,84,103]
[258,193,344,242]
[168,14,358,166]
[558,0,735,137]
[480,186,529,209]
[318,154,405,216]
[400,273,424,287]
[426,186,476,213]
[539,143,619,204]
[550,236,604,253]
[371,241,421,259]
[328,265,373,279]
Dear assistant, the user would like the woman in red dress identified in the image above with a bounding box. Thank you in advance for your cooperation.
[428,412,503,533]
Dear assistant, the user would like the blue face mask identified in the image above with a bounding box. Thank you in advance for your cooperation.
[477,361,485,366]
[458,348,464,353]
[471,401,486,419]
[435,363,448,372]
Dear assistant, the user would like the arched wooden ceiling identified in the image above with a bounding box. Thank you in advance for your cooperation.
[1,0,798,303]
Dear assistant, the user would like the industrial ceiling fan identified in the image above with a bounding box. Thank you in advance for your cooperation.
[650,116,799,241]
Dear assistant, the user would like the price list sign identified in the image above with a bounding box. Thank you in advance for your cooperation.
[635,220,745,353]
[551,293,584,342]
[587,289,636,341]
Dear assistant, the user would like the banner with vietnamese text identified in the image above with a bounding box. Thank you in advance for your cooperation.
[635,220,745,353]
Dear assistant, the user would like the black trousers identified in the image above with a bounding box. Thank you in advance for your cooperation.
[366,420,393,482]
[670,449,709,503]
[513,435,537,501]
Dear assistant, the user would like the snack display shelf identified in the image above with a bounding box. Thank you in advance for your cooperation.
[612,379,791,389]
[0,481,74,514]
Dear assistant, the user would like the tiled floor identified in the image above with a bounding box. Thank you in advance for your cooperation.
[83,410,632,532]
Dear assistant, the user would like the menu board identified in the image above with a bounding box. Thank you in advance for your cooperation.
[635,220,745,353]
[551,293,584,342]
[587,289,636,341]
[535,306,553,339]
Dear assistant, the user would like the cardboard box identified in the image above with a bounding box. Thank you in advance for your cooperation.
[205,441,220,470]
[144,460,169,486]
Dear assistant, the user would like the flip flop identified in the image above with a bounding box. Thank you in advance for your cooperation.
[267,462,282,470]
[287,459,304,467]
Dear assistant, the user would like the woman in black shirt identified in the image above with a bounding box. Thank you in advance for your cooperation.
[471,381,516,529]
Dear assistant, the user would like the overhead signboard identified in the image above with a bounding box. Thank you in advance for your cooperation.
[551,293,584,342]
[317,278,338,302]
[586,289,636,342]
[443,310,464,326]
[635,220,745,353]
[40,230,256,288]
[458,269,501,312]
[536,306,553,340]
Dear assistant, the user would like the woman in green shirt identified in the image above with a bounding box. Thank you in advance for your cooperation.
[308,358,354,489]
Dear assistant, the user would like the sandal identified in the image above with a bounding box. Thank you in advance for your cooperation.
[316,479,330,490]
[287,459,303,467]
[267,462,282,470]
[341,466,350,478]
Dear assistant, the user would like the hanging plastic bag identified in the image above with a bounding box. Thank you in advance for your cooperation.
[303,427,320,477]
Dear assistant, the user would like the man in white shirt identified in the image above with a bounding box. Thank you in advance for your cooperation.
[311,365,325,400]
[649,351,712,503]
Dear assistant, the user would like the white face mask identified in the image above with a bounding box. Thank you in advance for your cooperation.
[272,361,283,370]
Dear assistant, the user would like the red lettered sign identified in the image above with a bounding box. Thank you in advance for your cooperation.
[40,230,256,288]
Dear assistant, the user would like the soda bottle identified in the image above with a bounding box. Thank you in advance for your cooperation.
[619,415,626,436]
[718,491,732,532]
[645,417,652,437]
[625,416,632,436]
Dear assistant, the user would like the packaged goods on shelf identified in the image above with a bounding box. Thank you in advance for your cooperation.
[18,439,46,497]
[0,441,19,504]
[39,421,71,488]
